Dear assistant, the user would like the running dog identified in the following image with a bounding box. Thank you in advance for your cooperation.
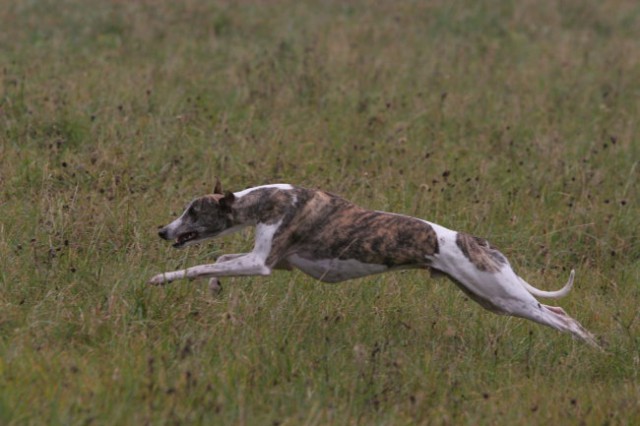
[149,180,598,346]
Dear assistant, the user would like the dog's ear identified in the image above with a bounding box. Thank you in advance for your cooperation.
[219,191,235,211]
[213,177,223,195]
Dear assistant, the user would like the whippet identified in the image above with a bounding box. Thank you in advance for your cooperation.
[149,180,598,346]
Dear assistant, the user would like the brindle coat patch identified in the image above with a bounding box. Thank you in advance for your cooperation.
[455,232,507,273]
[212,187,439,269]
[265,190,439,268]
[232,188,311,225]
[180,195,233,237]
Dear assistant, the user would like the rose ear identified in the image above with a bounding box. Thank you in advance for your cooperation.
[213,177,223,195]
[219,191,235,210]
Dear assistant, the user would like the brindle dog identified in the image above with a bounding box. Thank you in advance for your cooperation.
[149,180,598,347]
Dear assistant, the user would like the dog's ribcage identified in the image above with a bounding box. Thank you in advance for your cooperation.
[252,188,441,281]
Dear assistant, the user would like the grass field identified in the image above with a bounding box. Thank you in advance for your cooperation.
[1,0,639,424]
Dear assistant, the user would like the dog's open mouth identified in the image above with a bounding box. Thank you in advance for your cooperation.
[173,232,198,248]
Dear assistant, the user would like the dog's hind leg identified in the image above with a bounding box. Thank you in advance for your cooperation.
[431,258,599,347]
[512,302,600,348]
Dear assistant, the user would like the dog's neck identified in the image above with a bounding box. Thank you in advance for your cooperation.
[229,186,292,226]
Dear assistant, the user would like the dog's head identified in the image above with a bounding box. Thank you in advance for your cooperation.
[157,179,236,248]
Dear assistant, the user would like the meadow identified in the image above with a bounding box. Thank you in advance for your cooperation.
[0,0,639,424]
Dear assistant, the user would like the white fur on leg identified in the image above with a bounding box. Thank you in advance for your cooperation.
[209,277,222,295]
[426,223,598,347]
[148,254,272,285]
[216,253,245,263]
[538,304,599,347]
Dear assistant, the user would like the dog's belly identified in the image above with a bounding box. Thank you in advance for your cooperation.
[286,254,388,283]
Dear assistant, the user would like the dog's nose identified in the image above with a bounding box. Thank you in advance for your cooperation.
[158,228,169,240]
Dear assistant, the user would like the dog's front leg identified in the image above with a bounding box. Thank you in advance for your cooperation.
[216,253,245,263]
[148,253,272,285]
[205,254,245,295]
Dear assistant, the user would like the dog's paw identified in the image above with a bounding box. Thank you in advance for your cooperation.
[209,277,223,296]
[148,274,171,286]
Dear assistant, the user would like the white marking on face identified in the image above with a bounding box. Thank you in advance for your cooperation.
[287,255,388,283]
[234,184,294,198]
[161,199,197,239]
[163,215,187,239]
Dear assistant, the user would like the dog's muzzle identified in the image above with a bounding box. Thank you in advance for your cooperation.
[158,228,170,240]
[158,226,200,248]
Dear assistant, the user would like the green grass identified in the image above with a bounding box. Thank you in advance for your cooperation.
[1,0,639,424]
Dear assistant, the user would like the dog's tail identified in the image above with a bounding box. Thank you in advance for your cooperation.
[518,269,575,299]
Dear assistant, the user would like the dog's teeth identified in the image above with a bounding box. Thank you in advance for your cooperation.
[176,232,196,245]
